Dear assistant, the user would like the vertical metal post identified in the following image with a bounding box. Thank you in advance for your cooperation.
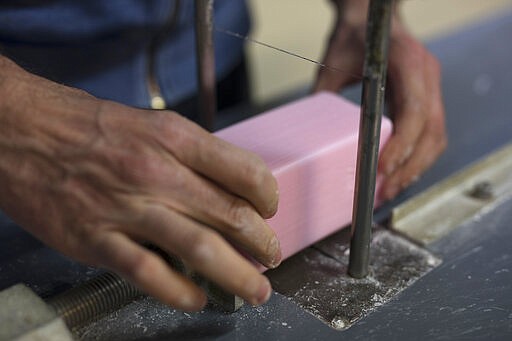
[195,0,217,131]
[348,0,393,278]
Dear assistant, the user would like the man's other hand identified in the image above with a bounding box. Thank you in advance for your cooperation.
[314,0,447,200]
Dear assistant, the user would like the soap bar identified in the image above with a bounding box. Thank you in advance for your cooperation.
[215,92,392,269]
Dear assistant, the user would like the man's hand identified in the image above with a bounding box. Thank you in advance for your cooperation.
[314,0,447,200]
[0,57,281,311]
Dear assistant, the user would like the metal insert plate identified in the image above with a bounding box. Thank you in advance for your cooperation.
[266,228,441,330]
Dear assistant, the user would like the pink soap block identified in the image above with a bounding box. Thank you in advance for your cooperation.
[215,92,392,270]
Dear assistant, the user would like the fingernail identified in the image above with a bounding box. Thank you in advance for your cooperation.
[268,236,282,269]
[401,145,414,162]
[385,162,397,176]
[180,293,206,312]
[254,278,272,306]
[266,188,280,217]
[400,174,420,190]
[384,184,399,200]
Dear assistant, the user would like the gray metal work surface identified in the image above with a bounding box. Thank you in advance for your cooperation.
[2,10,512,341]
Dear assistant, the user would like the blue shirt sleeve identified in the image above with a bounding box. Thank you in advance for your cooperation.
[0,0,250,111]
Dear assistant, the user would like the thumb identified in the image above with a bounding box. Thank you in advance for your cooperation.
[313,38,364,93]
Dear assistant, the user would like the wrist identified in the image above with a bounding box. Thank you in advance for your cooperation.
[331,0,371,28]
[329,0,407,41]
[333,0,403,27]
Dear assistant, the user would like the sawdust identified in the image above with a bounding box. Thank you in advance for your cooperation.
[76,291,296,340]
[267,229,442,330]
[76,229,442,338]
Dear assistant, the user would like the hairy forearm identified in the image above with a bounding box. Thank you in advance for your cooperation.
[0,56,99,154]
[0,56,102,240]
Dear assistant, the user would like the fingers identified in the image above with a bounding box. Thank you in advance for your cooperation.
[380,119,447,200]
[155,113,279,219]
[129,153,281,269]
[378,81,428,177]
[181,174,281,268]
[313,28,364,93]
[129,204,273,306]
[378,35,430,177]
[378,35,447,200]
[91,231,207,312]
[313,53,352,93]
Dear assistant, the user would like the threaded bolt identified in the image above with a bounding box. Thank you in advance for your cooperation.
[47,272,142,330]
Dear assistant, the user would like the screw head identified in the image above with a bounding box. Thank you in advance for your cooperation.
[468,181,494,200]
